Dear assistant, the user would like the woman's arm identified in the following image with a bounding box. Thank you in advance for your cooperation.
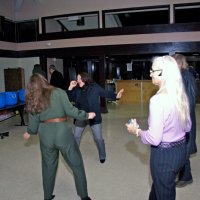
[126,96,164,146]
[61,89,95,120]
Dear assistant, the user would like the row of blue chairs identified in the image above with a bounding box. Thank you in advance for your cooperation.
[0,89,25,108]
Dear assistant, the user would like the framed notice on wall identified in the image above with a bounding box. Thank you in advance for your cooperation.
[126,62,132,71]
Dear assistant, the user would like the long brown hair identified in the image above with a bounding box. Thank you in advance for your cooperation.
[26,74,54,114]
[79,72,94,85]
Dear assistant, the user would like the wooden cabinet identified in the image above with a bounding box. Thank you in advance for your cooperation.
[4,68,25,91]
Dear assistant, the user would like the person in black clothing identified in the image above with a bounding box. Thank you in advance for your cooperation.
[67,72,124,163]
[49,64,66,90]
[32,64,46,78]
[172,54,198,187]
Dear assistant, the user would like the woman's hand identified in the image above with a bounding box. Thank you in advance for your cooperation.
[68,81,77,90]
[88,112,96,119]
[125,119,141,137]
[23,132,30,140]
[125,123,136,134]
[116,88,124,99]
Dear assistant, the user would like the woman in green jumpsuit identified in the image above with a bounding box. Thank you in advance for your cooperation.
[23,74,95,200]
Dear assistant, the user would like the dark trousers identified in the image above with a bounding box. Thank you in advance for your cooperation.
[149,142,186,200]
[178,158,192,181]
[177,131,195,182]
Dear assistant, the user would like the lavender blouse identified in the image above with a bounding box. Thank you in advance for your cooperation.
[140,93,191,146]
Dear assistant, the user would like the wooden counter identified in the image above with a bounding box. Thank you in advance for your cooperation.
[116,80,200,104]
[0,102,26,139]
[116,80,158,104]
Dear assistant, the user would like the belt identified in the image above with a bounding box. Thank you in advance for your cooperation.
[152,137,186,149]
[42,117,67,123]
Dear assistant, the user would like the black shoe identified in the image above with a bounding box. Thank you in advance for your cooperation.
[45,195,55,200]
[176,179,193,188]
[81,196,92,200]
[100,159,105,163]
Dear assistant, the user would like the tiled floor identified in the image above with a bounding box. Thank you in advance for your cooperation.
[0,103,199,200]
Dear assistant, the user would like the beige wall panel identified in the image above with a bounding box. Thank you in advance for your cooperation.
[13,0,200,21]
[116,80,158,104]
[116,80,141,104]
[142,81,158,103]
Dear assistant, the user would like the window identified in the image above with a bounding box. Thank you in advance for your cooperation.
[103,5,170,28]
[174,3,200,23]
[3,19,16,42]
[42,12,99,33]
[16,20,39,42]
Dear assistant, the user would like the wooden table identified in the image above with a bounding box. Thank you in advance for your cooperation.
[0,102,26,139]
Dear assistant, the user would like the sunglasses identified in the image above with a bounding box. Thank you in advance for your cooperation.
[150,69,163,76]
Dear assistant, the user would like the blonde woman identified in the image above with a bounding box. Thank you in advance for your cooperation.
[23,74,95,200]
[126,56,191,200]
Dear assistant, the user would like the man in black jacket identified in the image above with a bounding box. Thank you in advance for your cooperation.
[67,72,124,164]
[172,54,198,188]
[49,64,66,90]
[32,64,46,78]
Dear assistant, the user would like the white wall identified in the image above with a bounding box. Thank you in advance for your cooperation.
[0,0,197,52]
[15,32,200,52]
[1,0,199,53]
[14,0,200,20]
[0,0,199,93]
[0,57,39,91]
[0,0,15,19]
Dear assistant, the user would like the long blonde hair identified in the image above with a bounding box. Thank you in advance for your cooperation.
[152,56,190,127]
[25,74,54,114]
